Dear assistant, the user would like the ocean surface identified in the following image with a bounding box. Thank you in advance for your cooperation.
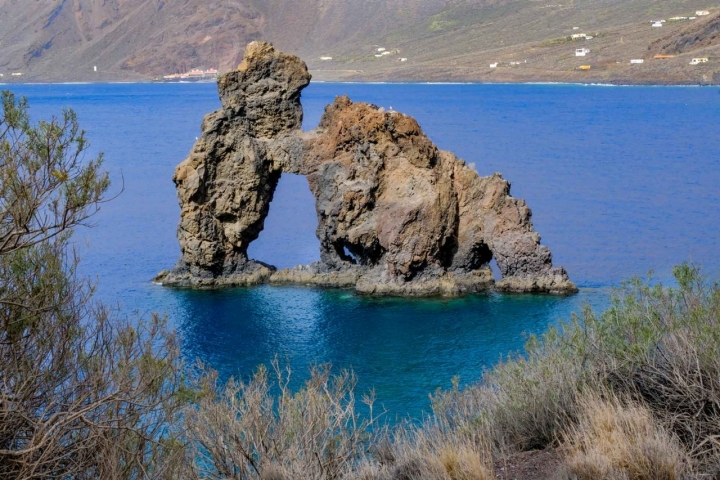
[5,82,719,420]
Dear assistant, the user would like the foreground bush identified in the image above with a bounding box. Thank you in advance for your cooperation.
[181,360,380,479]
[0,91,185,479]
[179,359,493,480]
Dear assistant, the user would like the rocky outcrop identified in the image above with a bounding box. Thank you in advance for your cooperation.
[155,41,577,295]
[652,11,720,55]
[155,42,308,288]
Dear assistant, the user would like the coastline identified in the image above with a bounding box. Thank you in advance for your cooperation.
[2,78,717,87]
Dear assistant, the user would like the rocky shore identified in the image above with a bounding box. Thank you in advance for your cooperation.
[155,41,577,296]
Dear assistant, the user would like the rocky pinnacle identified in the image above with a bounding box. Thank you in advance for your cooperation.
[155,41,577,296]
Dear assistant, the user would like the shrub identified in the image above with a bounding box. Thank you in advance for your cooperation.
[0,91,185,479]
[181,359,381,479]
[431,264,720,476]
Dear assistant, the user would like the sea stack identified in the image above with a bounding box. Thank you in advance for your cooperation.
[155,41,577,296]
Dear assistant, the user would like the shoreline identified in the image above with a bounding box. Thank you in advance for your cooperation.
[1,79,717,88]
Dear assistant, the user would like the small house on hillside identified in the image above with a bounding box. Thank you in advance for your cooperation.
[696,10,710,16]
[320,56,333,61]
[690,58,709,65]
[652,22,663,27]
[576,48,590,56]
[630,59,644,64]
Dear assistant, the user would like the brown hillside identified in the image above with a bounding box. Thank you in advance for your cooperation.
[0,0,262,80]
[652,11,720,54]
[0,0,718,83]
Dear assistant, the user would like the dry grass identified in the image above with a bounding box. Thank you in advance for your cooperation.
[558,393,690,480]
[350,427,493,480]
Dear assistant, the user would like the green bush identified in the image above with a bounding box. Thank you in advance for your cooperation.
[0,91,185,479]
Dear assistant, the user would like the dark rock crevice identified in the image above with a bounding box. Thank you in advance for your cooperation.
[155,41,577,296]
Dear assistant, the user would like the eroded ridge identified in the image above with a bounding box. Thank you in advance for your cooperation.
[155,41,577,296]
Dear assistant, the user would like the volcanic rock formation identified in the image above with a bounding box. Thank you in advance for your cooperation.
[155,41,577,295]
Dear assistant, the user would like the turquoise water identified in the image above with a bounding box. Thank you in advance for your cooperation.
[6,82,720,419]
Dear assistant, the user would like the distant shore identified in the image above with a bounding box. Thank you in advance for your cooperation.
[1,78,718,87]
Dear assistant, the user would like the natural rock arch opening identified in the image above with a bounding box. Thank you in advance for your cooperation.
[247,173,321,269]
[155,41,577,296]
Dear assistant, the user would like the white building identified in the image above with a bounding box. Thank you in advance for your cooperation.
[571,33,587,39]
[11,72,22,76]
[652,22,663,27]
[575,48,590,56]
[381,51,391,56]
[489,62,498,68]
[320,56,333,61]
[399,58,408,62]
[377,47,386,52]
[690,58,709,65]
[630,59,644,64]
[696,10,710,16]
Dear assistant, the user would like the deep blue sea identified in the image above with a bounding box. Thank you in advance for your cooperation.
[5,82,720,420]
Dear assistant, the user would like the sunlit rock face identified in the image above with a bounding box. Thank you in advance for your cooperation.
[156,41,577,296]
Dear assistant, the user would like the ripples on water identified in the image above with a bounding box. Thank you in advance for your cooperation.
[8,82,720,419]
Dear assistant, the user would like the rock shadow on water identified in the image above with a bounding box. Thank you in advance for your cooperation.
[171,283,600,418]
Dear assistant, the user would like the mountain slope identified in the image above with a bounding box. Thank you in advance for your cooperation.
[0,0,717,83]
[653,10,720,54]
[0,0,263,80]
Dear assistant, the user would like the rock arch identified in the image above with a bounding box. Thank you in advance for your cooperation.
[155,42,577,296]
